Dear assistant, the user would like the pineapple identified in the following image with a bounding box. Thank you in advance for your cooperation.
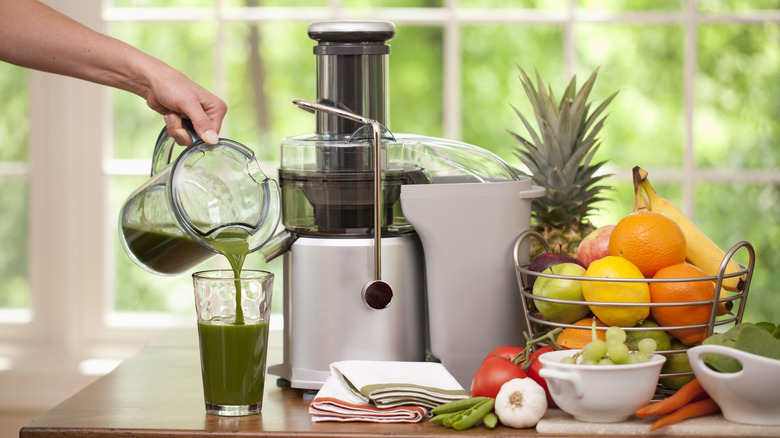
[511,67,617,257]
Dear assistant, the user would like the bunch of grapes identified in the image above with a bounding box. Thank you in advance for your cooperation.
[560,325,657,365]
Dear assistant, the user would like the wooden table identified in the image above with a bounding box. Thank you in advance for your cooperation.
[20,329,738,437]
[19,329,521,437]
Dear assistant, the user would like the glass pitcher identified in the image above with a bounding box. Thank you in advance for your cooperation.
[119,122,280,275]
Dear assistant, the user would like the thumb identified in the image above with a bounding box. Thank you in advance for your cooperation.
[186,110,220,145]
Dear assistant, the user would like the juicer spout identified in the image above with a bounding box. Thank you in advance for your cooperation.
[260,229,297,262]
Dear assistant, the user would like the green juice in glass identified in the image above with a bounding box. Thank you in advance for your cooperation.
[197,232,276,413]
[198,317,270,407]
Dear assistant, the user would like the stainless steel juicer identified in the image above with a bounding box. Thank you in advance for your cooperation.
[265,20,543,390]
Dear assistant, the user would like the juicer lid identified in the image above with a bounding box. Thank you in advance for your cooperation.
[389,134,523,184]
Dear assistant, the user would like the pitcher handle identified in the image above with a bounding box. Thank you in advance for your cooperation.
[150,119,200,176]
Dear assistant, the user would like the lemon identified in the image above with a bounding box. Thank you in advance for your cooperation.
[582,256,650,327]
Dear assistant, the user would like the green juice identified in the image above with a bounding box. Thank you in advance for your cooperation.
[121,225,213,275]
[212,236,250,325]
[197,318,270,406]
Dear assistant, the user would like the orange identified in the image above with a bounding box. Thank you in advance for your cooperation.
[556,317,607,348]
[649,262,716,346]
[609,211,687,278]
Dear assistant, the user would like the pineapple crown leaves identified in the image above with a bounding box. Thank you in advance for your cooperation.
[509,66,618,227]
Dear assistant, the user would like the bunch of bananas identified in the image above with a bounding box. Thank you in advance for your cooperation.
[632,166,745,315]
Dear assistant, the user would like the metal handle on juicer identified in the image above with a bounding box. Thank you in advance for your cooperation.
[292,99,392,306]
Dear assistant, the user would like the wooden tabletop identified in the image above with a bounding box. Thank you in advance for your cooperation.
[19,329,740,438]
[18,329,526,437]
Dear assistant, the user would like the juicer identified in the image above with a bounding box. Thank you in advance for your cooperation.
[265,20,544,390]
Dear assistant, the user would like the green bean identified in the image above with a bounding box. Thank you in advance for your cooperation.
[431,397,491,414]
[482,412,499,429]
[430,412,455,426]
[451,398,495,431]
[442,410,465,428]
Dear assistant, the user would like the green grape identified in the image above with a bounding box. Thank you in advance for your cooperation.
[626,352,649,364]
[605,326,626,343]
[598,358,615,366]
[582,339,608,361]
[638,338,658,355]
[560,356,576,364]
[581,358,598,365]
[608,341,629,364]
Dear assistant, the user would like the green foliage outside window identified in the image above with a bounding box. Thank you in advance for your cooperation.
[102,3,780,323]
[0,63,30,309]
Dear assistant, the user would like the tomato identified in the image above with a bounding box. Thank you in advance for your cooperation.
[483,345,524,362]
[470,346,527,398]
[524,345,557,408]
[471,343,566,405]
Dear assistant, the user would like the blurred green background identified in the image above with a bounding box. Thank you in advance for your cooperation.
[1,0,778,324]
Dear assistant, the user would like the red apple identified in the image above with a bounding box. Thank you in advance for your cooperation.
[576,224,616,267]
[526,252,585,290]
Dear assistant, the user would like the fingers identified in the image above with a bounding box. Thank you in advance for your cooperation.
[163,113,193,146]
[174,98,225,145]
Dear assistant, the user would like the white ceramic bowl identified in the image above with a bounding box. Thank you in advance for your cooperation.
[538,349,665,423]
[688,344,780,425]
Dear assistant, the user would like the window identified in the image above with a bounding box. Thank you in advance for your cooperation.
[1,0,779,413]
[0,63,30,322]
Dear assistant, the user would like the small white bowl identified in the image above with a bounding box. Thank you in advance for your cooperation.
[688,344,780,425]
[538,349,665,423]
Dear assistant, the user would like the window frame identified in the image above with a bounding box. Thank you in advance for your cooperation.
[2,0,780,412]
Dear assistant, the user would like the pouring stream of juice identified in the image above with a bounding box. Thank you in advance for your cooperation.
[212,233,250,325]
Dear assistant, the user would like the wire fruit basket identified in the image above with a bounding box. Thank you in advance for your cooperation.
[512,230,756,396]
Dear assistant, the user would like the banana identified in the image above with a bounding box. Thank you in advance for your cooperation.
[715,287,732,317]
[632,167,744,296]
[632,166,650,212]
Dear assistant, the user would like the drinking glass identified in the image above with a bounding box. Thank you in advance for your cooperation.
[193,269,274,416]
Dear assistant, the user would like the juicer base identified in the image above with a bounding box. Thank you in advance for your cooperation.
[268,235,426,390]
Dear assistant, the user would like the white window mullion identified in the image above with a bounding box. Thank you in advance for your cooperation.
[564,0,577,78]
[683,0,698,220]
[443,0,461,141]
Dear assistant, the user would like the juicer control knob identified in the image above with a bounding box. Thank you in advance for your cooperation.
[362,281,393,310]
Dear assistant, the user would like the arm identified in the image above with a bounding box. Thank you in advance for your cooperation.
[0,0,226,144]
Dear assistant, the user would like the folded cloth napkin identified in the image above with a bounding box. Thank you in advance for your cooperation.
[309,374,427,423]
[309,360,469,423]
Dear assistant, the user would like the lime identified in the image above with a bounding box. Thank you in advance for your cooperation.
[626,320,672,352]
[659,340,695,389]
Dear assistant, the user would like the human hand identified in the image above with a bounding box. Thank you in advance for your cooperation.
[142,66,227,145]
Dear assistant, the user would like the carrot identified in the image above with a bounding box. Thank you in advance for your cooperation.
[649,397,720,431]
[635,378,707,417]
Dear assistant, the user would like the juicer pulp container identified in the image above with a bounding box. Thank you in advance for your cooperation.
[400,179,544,388]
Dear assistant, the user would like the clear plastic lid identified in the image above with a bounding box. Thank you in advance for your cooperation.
[387,134,522,184]
[277,128,521,237]
[279,130,521,184]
